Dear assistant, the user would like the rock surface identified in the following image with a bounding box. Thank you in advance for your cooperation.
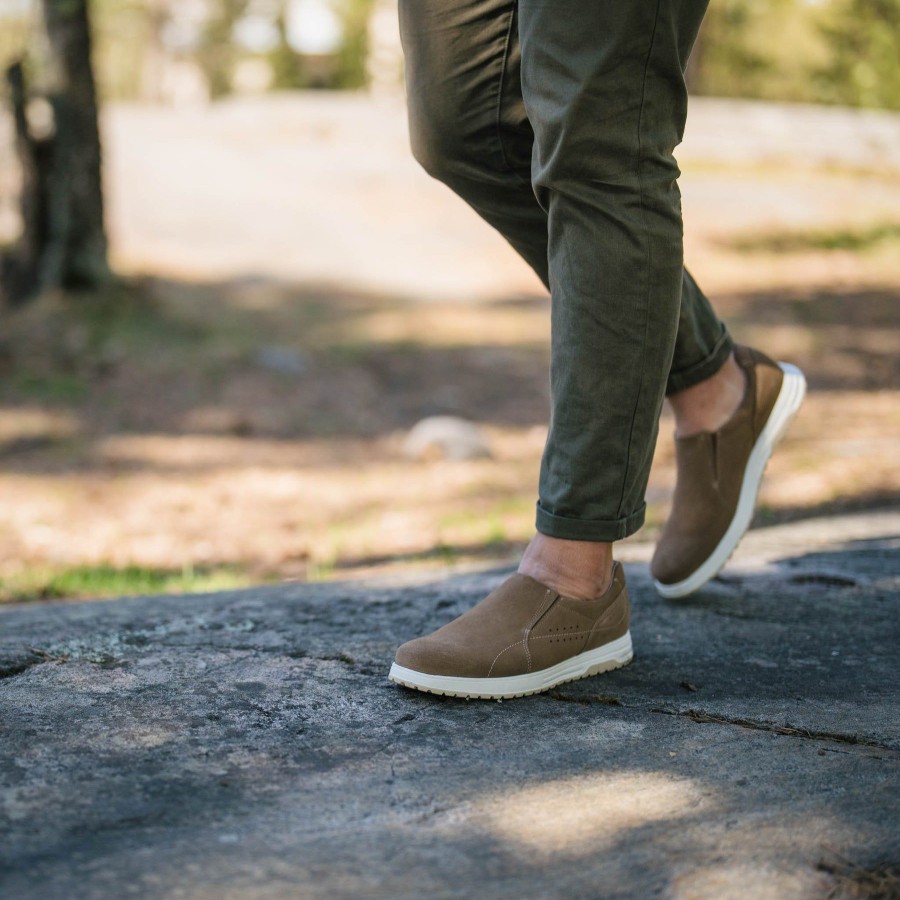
[1,510,898,899]
[402,416,492,461]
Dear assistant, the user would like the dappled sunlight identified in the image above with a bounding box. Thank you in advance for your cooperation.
[470,771,711,859]
[0,408,80,444]
[459,770,856,896]
[665,816,859,899]
[2,7,899,894]
[0,425,544,588]
[655,390,900,520]
[104,726,179,750]
[1,386,897,596]
[315,300,550,350]
[751,391,900,509]
[670,860,828,898]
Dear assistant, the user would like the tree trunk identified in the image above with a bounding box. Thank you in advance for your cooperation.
[1,63,45,303]
[41,0,109,289]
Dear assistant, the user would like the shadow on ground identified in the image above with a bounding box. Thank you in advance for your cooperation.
[1,512,897,899]
[0,277,897,460]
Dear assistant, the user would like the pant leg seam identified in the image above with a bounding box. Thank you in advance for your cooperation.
[494,6,533,189]
[615,0,664,521]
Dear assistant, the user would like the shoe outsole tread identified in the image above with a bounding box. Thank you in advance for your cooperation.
[389,655,633,700]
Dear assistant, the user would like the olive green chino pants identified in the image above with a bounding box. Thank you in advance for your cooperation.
[399,0,733,541]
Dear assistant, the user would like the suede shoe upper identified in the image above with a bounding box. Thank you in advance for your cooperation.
[394,563,630,679]
[651,345,784,586]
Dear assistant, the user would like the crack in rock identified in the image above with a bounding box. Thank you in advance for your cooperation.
[0,658,43,680]
[0,647,71,681]
[548,690,623,706]
[788,572,859,588]
[652,707,896,752]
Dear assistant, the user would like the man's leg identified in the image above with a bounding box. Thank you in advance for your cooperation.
[389,0,806,698]
[399,0,546,277]
[399,0,732,405]
[389,1,707,700]
[514,3,807,602]
[399,0,742,606]
[512,4,805,595]
[517,0,709,545]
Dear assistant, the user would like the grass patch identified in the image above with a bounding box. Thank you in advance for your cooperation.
[66,280,208,355]
[0,280,209,403]
[8,373,88,404]
[305,559,336,582]
[728,222,900,254]
[0,564,258,604]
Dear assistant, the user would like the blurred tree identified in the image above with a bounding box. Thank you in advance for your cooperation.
[268,7,309,89]
[6,0,899,107]
[817,0,900,110]
[2,0,110,304]
[333,0,374,89]
[196,0,250,99]
[685,0,773,95]
[91,0,159,100]
[268,0,376,91]
[42,0,109,286]
[2,61,49,304]
[136,0,170,103]
[689,0,787,99]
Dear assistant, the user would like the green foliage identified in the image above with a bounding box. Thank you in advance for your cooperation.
[9,372,87,403]
[817,0,900,110]
[691,0,772,96]
[86,0,155,100]
[0,564,255,603]
[4,0,899,107]
[690,0,829,103]
[267,0,376,91]
[689,0,900,110]
[332,0,374,89]
[729,222,900,254]
[196,0,251,99]
[268,10,309,90]
[0,13,31,73]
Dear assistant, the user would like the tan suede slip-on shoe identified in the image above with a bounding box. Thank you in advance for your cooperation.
[388,563,633,700]
[651,345,806,599]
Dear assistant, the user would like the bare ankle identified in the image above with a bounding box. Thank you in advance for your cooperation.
[669,352,746,437]
[518,532,614,600]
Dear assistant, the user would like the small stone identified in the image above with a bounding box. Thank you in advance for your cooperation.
[255,346,309,376]
[402,416,492,461]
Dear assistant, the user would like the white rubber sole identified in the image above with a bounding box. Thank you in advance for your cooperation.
[388,632,633,700]
[654,362,807,599]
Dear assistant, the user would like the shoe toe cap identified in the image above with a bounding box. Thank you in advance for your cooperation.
[393,636,431,672]
[394,635,484,678]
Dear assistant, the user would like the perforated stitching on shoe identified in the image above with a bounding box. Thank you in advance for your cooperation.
[490,630,596,671]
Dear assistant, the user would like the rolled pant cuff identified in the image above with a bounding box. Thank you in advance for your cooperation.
[535,501,646,542]
[665,329,734,396]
